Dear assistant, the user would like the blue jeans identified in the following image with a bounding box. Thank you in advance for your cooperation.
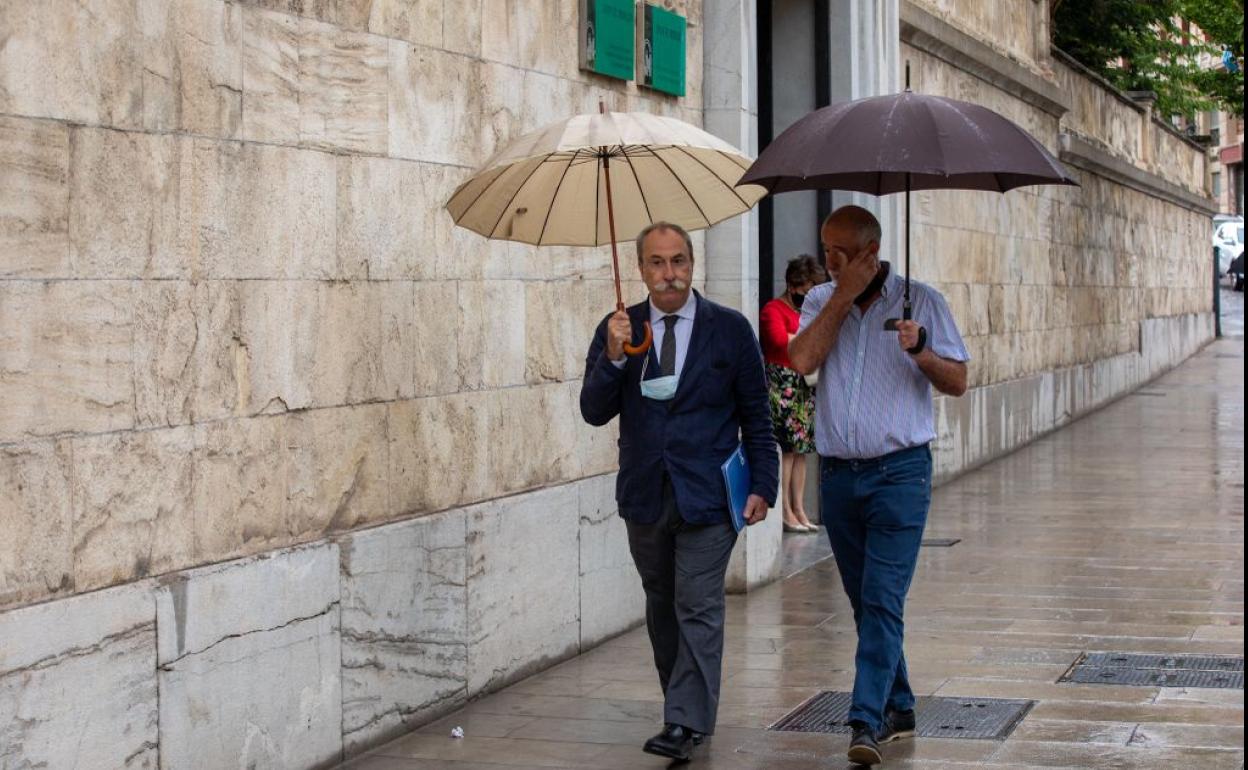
[820,444,931,733]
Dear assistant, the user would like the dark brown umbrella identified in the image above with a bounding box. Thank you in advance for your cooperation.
[739,66,1077,336]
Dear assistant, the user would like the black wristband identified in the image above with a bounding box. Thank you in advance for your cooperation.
[906,327,927,356]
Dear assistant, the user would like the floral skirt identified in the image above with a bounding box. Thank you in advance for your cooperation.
[766,363,815,455]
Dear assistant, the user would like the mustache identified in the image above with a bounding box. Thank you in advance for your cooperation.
[652,278,689,292]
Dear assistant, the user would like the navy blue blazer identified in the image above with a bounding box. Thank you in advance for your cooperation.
[579,291,780,525]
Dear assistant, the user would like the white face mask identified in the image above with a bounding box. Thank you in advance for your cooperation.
[639,353,679,401]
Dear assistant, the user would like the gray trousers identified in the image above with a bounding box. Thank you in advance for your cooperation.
[625,476,738,734]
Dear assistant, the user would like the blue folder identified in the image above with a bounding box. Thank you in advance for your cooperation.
[720,444,751,532]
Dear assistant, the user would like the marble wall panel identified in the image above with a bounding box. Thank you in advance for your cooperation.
[0,582,157,769]
[0,281,134,441]
[0,117,69,278]
[465,483,581,695]
[154,544,342,769]
[242,6,301,144]
[458,280,528,390]
[70,426,196,592]
[68,127,189,279]
[287,403,390,535]
[443,0,484,56]
[133,281,198,428]
[339,510,468,754]
[388,390,493,517]
[191,415,292,562]
[0,441,74,609]
[0,0,144,128]
[138,0,244,138]
[388,41,483,166]
[190,138,338,280]
[368,0,443,47]
[577,473,644,647]
[297,18,389,154]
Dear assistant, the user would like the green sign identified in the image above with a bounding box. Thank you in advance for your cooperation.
[639,3,686,97]
[580,0,634,81]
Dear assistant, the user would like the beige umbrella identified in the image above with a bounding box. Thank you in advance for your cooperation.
[446,103,764,355]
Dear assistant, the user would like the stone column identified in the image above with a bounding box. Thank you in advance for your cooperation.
[701,0,902,592]
[701,0,781,592]
[702,0,761,319]
[829,0,902,253]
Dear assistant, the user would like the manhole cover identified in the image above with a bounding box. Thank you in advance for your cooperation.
[922,538,961,547]
[1061,652,1244,689]
[768,692,1033,740]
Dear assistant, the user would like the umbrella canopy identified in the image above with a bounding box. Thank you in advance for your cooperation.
[447,110,765,247]
[738,91,1077,194]
[739,74,1076,338]
[448,106,764,356]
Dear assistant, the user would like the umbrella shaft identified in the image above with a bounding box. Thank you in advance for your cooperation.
[602,151,625,310]
[904,175,911,321]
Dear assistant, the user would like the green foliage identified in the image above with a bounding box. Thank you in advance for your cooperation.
[1053,0,1244,118]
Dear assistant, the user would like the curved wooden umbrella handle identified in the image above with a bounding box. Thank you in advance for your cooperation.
[624,320,653,356]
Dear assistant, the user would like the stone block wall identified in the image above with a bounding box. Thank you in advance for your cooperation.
[901,2,1214,480]
[911,0,1049,71]
[0,0,704,611]
[1,0,690,762]
[1,473,640,766]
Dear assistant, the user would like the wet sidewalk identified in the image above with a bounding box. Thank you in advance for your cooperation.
[343,340,1244,769]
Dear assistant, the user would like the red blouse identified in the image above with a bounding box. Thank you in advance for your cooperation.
[759,297,799,368]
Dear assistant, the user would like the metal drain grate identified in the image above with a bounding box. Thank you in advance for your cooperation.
[1129,390,1168,397]
[1082,652,1243,671]
[769,692,1034,740]
[1061,652,1244,689]
[921,538,961,547]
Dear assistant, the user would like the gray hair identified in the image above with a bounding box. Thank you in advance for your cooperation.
[822,206,882,249]
[635,221,695,262]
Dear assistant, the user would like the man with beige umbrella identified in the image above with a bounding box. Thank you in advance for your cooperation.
[446,107,775,762]
[581,221,778,761]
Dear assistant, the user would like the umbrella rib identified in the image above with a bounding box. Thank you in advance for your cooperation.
[594,148,602,245]
[671,145,752,208]
[535,150,579,246]
[648,148,712,229]
[620,149,654,225]
[450,164,510,225]
[486,156,549,240]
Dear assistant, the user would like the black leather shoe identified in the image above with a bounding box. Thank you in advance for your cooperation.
[878,707,916,744]
[847,721,882,765]
[643,723,702,760]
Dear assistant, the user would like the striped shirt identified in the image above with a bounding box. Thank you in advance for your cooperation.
[798,266,970,459]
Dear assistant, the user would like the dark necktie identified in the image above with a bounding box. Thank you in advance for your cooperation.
[660,315,678,376]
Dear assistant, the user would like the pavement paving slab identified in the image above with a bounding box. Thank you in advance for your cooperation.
[340,340,1244,768]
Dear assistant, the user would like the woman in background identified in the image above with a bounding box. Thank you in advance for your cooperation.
[759,255,826,533]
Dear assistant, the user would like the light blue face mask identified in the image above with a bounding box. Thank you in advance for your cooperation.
[639,353,679,401]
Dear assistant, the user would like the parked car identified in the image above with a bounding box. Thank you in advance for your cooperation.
[1212,217,1244,291]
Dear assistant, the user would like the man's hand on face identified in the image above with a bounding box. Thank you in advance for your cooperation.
[895,319,925,356]
[743,494,769,526]
[831,247,879,303]
[605,309,632,361]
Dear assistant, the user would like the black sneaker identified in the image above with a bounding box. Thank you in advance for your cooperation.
[877,707,916,744]
[847,721,882,765]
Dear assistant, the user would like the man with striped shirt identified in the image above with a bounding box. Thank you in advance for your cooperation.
[789,206,969,766]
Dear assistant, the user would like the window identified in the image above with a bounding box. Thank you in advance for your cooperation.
[1213,171,1222,196]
